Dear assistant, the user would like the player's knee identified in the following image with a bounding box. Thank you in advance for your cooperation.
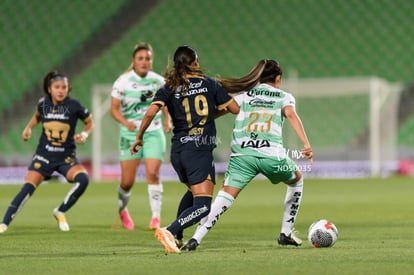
[286,171,303,187]
[288,175,304,188]
[146,172,160,183]
[74,172,89,193]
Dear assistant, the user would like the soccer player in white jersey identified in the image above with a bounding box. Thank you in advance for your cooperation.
[110,42,171,230]
[181,59,313,250]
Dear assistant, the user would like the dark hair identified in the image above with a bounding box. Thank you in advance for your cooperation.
[219,59,282,93]
[42,71,71,95]
[164,45,204,93]
[260,59,283,83]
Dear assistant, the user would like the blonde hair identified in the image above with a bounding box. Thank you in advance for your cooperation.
[126,42,154,71]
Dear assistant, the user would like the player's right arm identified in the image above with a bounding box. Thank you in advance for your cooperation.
[130,103,162,154]
[22,110,41,141]
[215,98,240,119]
[110,97,136,131]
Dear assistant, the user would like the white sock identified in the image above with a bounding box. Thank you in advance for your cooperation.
[281,177,303,235]
[192,191,234,244]
[148,183,163,219]
[118,186,131,211]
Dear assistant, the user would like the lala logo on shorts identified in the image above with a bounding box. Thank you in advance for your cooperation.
[34,162,42,169]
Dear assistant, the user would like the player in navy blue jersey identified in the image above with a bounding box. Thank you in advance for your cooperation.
[130,45,239,253]
[0,71,94,233]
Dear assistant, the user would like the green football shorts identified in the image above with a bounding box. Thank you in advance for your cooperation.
[119,128,166,161]
[223,155,298,190]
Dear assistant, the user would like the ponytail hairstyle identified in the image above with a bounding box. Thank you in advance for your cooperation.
[219,59,282,93]
[127,42,154,71]
[42,71,71,96]
[164,45,204,94]
[259,59,283,83]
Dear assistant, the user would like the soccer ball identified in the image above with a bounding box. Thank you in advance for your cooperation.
[307,219,338,248]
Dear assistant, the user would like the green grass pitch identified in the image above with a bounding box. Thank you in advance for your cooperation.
[0,176,413,274]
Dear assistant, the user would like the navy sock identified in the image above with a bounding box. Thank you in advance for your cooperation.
[167,196,211,236]
[175,190,193,240]
[2,183,36,225]
[58,173,89,212]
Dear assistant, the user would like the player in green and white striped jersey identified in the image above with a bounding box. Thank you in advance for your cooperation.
[182,59,313,251]
[230,84,295,159]
[110,43,171,231]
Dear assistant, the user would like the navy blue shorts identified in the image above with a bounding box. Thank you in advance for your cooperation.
[170,150,216,185]
[28,153,80,180]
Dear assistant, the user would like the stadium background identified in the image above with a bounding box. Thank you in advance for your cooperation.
[1,0,414,180]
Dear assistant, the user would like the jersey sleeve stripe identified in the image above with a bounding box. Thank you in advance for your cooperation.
[217,98,234,110]
[151,100,165,107]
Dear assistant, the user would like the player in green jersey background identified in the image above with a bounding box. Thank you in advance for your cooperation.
[110,42,171,231]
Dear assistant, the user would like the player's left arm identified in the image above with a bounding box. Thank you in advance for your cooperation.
[74,115,94,144]
[284,106,313,162]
